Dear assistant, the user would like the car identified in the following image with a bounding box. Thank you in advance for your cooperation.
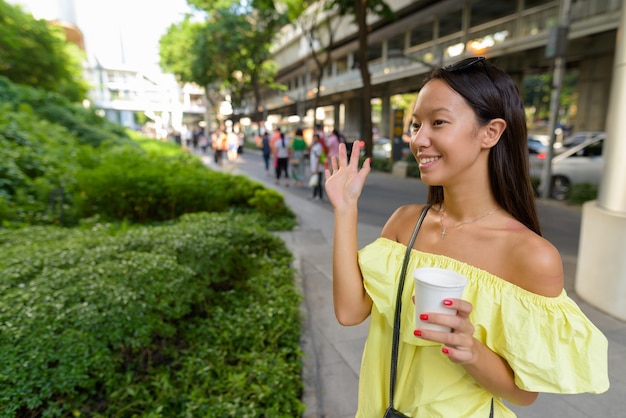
[529,133,605,200]
[372,137,411,160]
[562,131,605,148]
[373,137,393,159]
[527,134,563,155]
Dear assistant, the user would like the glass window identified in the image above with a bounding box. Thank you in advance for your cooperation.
[471,0,516,27]
[336,56,348,75]
[368,42,383,62]
[410,24,433,46]
[580,141,603,157]
[387,34,405,57]
[525,0,553,9]
[439,10,463,38]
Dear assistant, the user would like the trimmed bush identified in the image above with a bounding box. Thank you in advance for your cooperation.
[0,212,303,417]
[568,182,598,204]
[75,145,295,227]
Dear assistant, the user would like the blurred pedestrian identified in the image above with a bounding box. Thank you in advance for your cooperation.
[291,128,307,186]
[272,129,291,186]
[326,128,341,161]
[309,133,324,200]
[261,130,271,176]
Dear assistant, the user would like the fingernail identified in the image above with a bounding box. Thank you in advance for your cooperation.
[442,347,450,354]
[414,329,422,337]
[443,299,453,306]
[419,313,429,321]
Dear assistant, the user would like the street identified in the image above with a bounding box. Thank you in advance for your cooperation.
[220,149,582,259]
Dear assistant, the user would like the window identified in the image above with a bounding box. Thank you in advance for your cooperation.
[470,0,516,27]
[439,9,463,38]
[336,56,348,75]
[410,24,433,46]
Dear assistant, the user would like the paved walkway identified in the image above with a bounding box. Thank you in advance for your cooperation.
[204,151,625,417]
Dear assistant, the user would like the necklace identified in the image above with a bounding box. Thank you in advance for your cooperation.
[438,207,500,239]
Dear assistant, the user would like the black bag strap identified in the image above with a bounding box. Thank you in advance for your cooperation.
[388,204,430,408]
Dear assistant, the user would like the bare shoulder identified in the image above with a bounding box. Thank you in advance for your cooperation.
[380,204,430,243]
[504,228,564,297]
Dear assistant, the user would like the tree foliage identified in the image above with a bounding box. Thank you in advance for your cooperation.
[324,0,394,157]
[160,0,294,123]
[0,0,88,102]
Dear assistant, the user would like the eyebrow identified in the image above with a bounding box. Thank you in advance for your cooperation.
[412,107,453,118]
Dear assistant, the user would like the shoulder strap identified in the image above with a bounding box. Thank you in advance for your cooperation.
[388,204,431,409]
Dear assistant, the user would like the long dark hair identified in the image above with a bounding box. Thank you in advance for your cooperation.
[422,57,541,235]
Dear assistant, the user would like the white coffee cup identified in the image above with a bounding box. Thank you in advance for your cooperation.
[414,267,468,332]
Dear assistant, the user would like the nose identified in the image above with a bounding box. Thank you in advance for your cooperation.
[410,126,430,152]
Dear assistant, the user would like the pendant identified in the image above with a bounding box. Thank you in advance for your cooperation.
[441,227,447,239]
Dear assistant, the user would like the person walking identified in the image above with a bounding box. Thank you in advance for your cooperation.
[324,57,609,417]
[309,133,324,200]
[261,130,271,176]
[272,129,291,186]
[291,128,307,186]
[325,128,341,161]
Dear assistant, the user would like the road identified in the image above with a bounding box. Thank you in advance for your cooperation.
[219,150,583,259]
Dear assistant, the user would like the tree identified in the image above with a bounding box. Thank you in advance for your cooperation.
[161,0,293,130]
[284,2,343,123]
[324,0,394,158]
[0,0,88,102]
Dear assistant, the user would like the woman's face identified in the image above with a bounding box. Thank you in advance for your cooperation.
[409,79,486,187]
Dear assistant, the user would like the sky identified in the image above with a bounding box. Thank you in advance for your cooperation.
[11,0,200,77]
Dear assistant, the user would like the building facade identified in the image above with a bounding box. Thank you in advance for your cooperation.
[250,0,622,142]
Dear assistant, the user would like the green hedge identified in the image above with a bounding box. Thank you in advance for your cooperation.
[0,76,127,147]
[0,212,304,417]
[75,144,295,228]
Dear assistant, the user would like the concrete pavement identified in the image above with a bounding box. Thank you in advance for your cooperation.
[203,151,625,418]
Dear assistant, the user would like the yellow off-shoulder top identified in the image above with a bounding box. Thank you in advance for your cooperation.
[356,238,609,418]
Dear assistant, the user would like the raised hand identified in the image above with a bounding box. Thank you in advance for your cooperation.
[324,141,371,211]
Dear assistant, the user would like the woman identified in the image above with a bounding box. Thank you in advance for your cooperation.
[324,57,608,417]
[291,128,307,186]
[272,129,291,186]
[261,130,271,176]
[309,133,324,200]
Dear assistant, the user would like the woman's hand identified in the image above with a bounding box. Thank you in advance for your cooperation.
[414,298,539,405]
[413,298,477,364]
[324,141,370,211]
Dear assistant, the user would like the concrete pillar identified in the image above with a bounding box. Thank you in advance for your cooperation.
[343,97,363,141]
[380,94,391,139]
[575,4,626,320]
[575,54,613,131]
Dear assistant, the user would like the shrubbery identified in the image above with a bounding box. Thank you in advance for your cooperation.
[568,182,598,204]
[0,213,304,417]
[1,75,303,417]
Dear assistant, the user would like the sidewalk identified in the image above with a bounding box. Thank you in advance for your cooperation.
[204,152,625,418]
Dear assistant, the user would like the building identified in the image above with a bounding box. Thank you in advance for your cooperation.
[8,0,207,138]
[250,0,622,142]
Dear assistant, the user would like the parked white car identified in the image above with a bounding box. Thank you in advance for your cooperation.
[563,131,605,148]
[530,133,605,200]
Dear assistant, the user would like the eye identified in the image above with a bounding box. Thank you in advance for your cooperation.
[433,119,445,126]
[410,122,420,133]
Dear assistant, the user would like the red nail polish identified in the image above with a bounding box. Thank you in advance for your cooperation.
[442,347,449,354]
[443,299,453,306]
[419,313,429,321]
[414,329,422,337]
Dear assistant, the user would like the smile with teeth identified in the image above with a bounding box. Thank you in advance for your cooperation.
[419,156,441,164]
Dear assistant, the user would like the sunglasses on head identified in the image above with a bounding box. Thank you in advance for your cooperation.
[443,56,486,72]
